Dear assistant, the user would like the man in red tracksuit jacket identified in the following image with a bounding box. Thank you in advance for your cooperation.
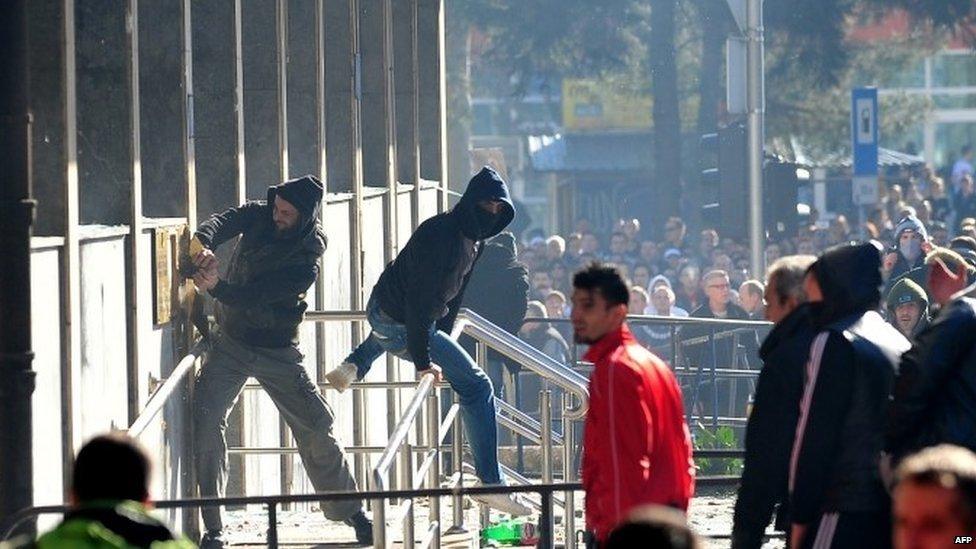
[572,263,696,545]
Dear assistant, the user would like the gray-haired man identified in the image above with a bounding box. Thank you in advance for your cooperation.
[732,255,817,548]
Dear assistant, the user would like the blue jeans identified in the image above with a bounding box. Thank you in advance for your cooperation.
[344,297,502,484]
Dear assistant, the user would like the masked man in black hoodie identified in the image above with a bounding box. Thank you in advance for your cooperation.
[325,167,532,516]
[190,176,370,547]
[787,242,910,549]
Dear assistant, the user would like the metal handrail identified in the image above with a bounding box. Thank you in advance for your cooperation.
[0,483,582,546]
[454,309,590,419]
[127,339,205,438]
[373,375,435,492]
[304,310,367,322]
[307,308,590,418]
[523,314,771,327]
[371,375,437,548]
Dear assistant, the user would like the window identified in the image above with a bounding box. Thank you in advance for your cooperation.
[933,94,976,109]
[932,53,976,88]
[934,122,976,168]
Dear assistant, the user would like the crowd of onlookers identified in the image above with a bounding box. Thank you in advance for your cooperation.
[515,144,976,357]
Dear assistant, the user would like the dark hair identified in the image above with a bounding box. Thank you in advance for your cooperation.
[572,262,630,307]
[963,144,972,156]
[605,506,701,549]
[951,236,976,253]
[72,433,151,503]
[896,444,976,529]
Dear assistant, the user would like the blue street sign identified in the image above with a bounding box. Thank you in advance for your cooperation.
[852,87,878,177]
[852,88,879,206]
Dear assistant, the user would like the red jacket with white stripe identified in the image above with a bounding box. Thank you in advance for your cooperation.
[582,324,695,541]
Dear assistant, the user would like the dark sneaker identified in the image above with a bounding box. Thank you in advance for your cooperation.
[344,511,374,546]
[199,530,226,549]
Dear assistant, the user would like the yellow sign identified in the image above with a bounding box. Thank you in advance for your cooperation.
[562,79,653,131]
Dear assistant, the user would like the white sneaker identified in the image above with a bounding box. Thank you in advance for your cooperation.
[470,490,532,516]
[325,362,358,393]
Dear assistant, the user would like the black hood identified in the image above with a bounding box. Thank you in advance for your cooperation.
[478,232,519,270]
[808,242,883,326]
[267,175,326,253]
[453,166,515,241]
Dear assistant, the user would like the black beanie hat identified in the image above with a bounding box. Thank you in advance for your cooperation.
[271,175,323,220]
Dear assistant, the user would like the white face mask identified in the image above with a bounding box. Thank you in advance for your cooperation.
[900,239,922,262]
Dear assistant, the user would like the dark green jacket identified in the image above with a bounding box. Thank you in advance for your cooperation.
[33,500,195,549]
[195,176,327,348]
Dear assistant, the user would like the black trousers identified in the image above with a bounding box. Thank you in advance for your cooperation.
[799,510,891,549]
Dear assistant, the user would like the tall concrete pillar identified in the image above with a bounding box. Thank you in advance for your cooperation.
[357,0,396,191]
[417,0,448,211]
[76,0,144,423]
[28,2,68,237]
[76,1,135,225]
[393,0,418,185]
[393,0,421,228]
[241,0,286,196]
[193,0,246,218]
[139,1,188,218]
[286,0,320,179]
[323,0,357,192]
[192,4,249,506]
[0,0,36,534]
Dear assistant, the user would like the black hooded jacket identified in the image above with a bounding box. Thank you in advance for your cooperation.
[194,175,327,348]
[886,293,976,461]
[789,243,910,526]
[732,304,815,548]
[371,167,515,369]
[460,232,529,366]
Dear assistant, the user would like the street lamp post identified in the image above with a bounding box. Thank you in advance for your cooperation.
[746,0,765,277]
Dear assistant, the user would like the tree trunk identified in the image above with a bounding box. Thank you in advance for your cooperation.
[697,1,726,136]
[649,0,682,237]
[445,8,471,202]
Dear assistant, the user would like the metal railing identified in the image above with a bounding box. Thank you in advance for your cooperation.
[454,309,590,420]
[127,339,205,437]
[0,483,582,547]
[522,314,771,427]
[11,308,758,548]
[303,308,590,547]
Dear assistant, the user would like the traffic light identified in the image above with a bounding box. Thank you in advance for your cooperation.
[764,160,801,239]
[699,122,748,240]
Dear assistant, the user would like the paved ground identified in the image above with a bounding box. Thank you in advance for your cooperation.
[217,486,785,548]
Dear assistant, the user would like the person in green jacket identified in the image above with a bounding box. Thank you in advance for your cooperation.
[33,433,194,548]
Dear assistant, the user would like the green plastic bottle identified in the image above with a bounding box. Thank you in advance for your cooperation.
[481,519,539,546]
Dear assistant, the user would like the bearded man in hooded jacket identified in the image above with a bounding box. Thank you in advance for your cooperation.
[189,176,371,547]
